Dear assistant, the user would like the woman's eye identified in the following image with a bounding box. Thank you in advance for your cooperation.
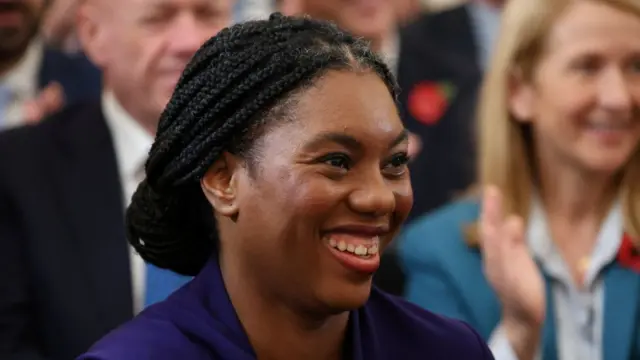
[389,152,410,167]
[570,55,602,76]
[628,59,640,74]
[383,152,410,176]
[320,153,352,170]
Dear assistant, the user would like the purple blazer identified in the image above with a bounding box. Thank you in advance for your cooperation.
[77,259,494,359]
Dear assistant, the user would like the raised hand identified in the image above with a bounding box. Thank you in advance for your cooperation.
[480,186,544,359]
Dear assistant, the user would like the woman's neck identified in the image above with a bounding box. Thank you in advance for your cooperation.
[220,254,349,360]
[535,154,619,248]
[538,166,615,225]
[535,155,620,285]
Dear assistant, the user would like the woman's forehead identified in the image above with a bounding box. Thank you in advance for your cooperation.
[290,71,400,131]
[545,2,640,52]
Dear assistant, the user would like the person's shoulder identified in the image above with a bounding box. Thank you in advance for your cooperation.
[0,102,102,168]
[0,102,101,148]
[42,48,102,102]
[397,199,480,264]
[369,290,493,358]
[400,4,470,44]
[406,198,479,233]
[42,48,101,82]
[77,305,208,360]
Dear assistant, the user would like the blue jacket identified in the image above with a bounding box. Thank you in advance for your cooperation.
[397,200,640,360]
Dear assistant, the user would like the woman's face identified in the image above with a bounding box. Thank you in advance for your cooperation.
[227,70,411,312]
[510,2,640,175]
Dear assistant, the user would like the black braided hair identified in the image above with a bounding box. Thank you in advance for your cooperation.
[126,12,399,276]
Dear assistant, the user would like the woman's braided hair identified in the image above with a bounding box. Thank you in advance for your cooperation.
[126,13,399,276]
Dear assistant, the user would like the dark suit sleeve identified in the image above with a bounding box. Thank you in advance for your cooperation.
[0,147,47,360]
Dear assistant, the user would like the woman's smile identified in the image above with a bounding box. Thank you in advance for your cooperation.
[323,225,388,273]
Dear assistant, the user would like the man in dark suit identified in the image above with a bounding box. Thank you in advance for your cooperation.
[397,0,503,222]
[0,0,233,359]
[0,0,100,127]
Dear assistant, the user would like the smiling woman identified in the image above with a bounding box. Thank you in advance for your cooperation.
[76,13,494,360]
[398,1,640,360]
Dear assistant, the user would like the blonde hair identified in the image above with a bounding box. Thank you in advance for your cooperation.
[468,0,640,246]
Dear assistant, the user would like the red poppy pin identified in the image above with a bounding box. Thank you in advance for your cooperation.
[407,81,457,126]
[617,233,640,272]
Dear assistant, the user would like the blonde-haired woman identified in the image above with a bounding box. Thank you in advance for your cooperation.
[397,0,640,359]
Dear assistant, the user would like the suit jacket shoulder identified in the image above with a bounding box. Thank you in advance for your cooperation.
[76,314,209,360]
[401,5,470,40]
[396,201,502,338]
[0,101,134,360]
[39,48,102,105]
[399,5,476,64]
[398,199,480,268]
[0,101,104,179]
[396,5,480,220]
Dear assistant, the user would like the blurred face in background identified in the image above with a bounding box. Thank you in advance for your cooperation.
[0,0,45,69]
[393,0,421,25]
[509,1,640,175]
[78,0,233,131]
[297,0,395,50]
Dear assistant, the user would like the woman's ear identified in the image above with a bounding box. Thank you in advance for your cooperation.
[201,153,241,218]
[508,68,536,123]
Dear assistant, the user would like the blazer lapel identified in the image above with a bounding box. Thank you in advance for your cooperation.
[52,103,133,331]
[541,272,558,360]
[602,263,640,360]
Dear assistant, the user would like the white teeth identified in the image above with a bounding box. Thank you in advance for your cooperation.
[368,245,378,255]
[328,236,380,257]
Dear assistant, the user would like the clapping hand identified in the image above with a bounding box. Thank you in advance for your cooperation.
[480,186,544,360]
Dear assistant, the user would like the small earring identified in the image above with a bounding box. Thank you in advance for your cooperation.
[224,187,233,194]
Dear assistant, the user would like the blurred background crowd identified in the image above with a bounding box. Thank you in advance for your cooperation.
[2,0,640,359]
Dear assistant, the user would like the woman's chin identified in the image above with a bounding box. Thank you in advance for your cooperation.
[580,156,631,175]
[320,281,373,312]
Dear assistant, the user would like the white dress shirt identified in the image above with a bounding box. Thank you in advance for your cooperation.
[102,91,154,314]
[0,39,44,128]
